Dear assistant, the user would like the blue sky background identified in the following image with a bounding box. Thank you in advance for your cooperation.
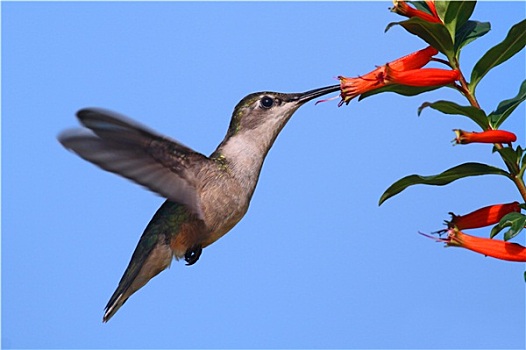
[2,1,525,349]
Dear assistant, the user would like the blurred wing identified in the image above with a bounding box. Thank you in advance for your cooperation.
[58,108,207,219]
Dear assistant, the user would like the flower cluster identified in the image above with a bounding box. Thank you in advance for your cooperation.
[338,46,459,106]
[334,0,461,106]
[425,202,526,262]
[330,0,526,268]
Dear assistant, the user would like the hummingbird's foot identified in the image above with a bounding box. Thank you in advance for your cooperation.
[184,244,202,266]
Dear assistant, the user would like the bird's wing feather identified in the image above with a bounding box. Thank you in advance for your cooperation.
[58,108,208,219]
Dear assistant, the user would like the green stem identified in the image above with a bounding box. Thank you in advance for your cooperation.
[456,69,481,110]
[494,143,526,202]
[456,66,526,203]
[514,177,526,203]
[431,57,452,67]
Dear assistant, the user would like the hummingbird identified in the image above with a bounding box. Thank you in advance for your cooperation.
[58,84,340,322]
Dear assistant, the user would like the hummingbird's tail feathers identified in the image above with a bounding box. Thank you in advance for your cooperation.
[103,231,174,322]
[103,293,126,323]
[58,108,206,219]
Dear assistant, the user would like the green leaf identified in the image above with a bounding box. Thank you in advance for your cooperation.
[417,100,489,129]
[490,212,526,240]
[386,17,454,60]
[520,150,526,179]
[488,80,526,128]
[455,20,491,52]
[442,1,476,42]
[434,0,447,22]
[379,162,510,205]
[358,84,441,101]
[434,1,483,54]
[470,19,526,94]
[493,146,522,170]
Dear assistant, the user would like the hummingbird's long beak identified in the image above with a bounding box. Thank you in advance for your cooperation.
[295,84,341,104]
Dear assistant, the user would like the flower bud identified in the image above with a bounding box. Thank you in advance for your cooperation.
[453,129,517,144]
[446,202,521,230]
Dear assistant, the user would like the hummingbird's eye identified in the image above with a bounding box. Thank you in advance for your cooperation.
[260,96,274,109]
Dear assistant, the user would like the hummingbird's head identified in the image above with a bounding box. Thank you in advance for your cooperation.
[224,84,340,142]
[212,84,340,185]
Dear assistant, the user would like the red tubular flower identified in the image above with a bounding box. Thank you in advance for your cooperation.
[446,229,526,262]
[446,202,521,230]
[387,46,439,71]
[391,0,442,24]
[337,46,452,105]
[385,65,460,87]
[454,129,517,144]
[421,229,526,262]
[425,0,439,18]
